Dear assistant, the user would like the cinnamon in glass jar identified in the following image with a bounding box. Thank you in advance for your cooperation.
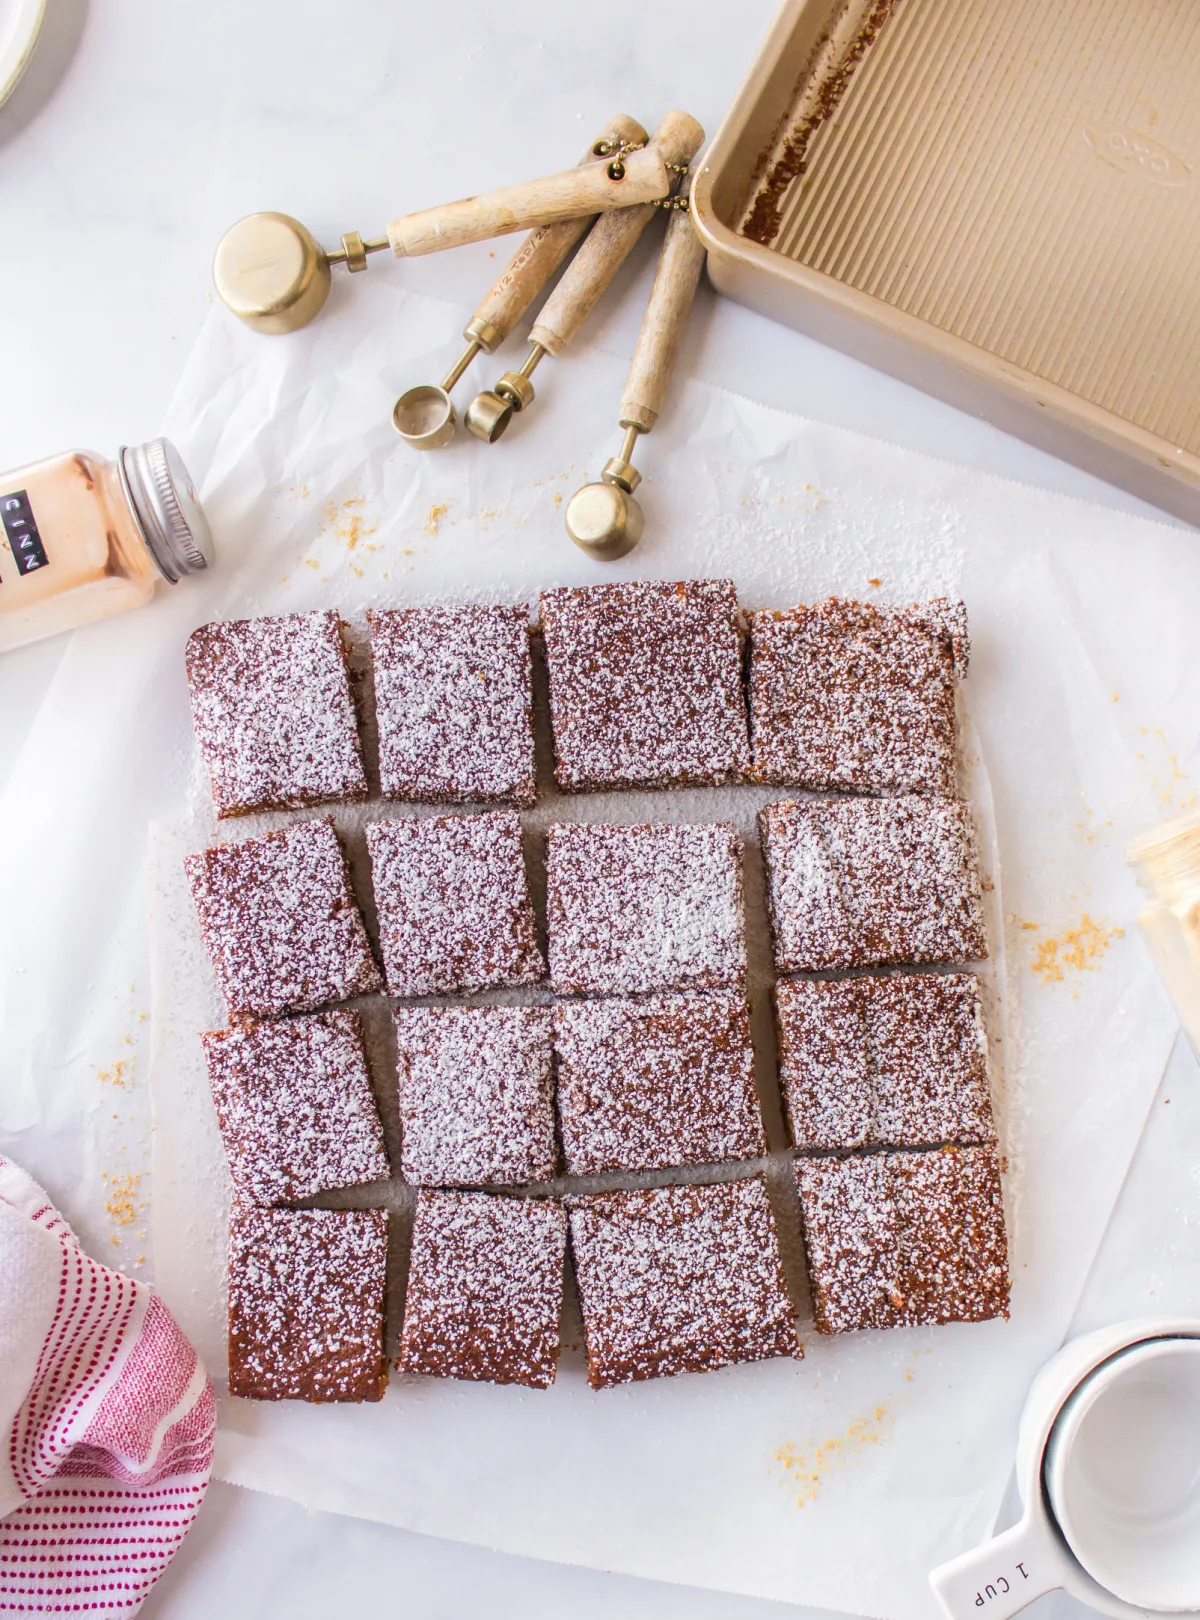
[0,438,213,653]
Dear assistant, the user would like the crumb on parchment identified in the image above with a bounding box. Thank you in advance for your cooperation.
[425,502,452,537]
[103,1171,142,1227]
[1027,913,1124,983]
[773,1405,894,1507]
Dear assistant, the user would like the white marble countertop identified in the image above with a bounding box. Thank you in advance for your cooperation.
[2,2,1198,1616]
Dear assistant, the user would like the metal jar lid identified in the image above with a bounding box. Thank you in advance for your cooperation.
[119,438,215,583]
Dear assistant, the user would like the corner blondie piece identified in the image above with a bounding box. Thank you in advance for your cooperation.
[368,604,536,807]
[540,580,750,791]
[554,993,765,1174]
[228,1204,389,1401]
[202,1011,389,1205]
[398,1190,566,1388]
[186,610,367,818]
[393,1006,556,1187]
[747,597,968,795]
[366,811,544,996]
[795,1146,1009,1334]
[546,822,747,996]
[759,796,987,973]
[568,1178,797,1388]
[775,973,994,1152]
[186,818,382,1020]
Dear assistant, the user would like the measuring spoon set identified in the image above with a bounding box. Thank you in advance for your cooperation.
[212,110,707,558]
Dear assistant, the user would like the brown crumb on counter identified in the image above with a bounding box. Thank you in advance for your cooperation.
[1030,914,1123,983]
[425,502,452,536]
[104,1171,142,1227]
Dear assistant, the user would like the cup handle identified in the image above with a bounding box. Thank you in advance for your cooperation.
[929,1514,1061,1620]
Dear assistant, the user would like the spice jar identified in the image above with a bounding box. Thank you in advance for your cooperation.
[0,439,213,653]
[1128,808,1200,1059]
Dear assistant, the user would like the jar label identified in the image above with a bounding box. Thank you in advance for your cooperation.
[1,490,50,578]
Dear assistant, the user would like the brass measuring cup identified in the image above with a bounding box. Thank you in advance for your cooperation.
[212,143,670,336]
[566,205,708,559]
[464,109,704,444]
[391,114,648,450]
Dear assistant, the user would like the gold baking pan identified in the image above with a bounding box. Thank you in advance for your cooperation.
[692,0,1200,526]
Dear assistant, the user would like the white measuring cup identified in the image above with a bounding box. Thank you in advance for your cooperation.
[930,1318,1200,1619]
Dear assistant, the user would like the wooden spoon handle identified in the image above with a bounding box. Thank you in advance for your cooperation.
[529,110,704,357]
[471,114,648,348]
[387,146,669,259]
[619,206,707,433]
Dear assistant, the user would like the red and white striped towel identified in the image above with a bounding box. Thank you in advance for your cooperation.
[0,1157,214,1616]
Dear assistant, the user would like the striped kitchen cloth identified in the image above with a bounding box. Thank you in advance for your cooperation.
[0,1156,214,1615]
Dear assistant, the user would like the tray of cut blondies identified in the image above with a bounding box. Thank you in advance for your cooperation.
[154,579,1005,1409]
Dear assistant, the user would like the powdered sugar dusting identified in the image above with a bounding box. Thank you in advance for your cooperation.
[795,1146,1009,1334]
[872,974,993,1146]
[540,581,750,792]
[775,977,874,1151]
[202,1011,389,1204]
[776,974,994,1151]
[228,1204,388,1401]
[760,796,987,971]
[398,1190,566,1388]
[393,1006,556,1186]
[175,573,1006,1399]
[368,605,536,806]
[568,1179,798,1388]
[186,611,366,818]
[747,597,964,794]
[366,811,544,996]
[554,993,765,1174]
[546,822,747,996]
[185,818,382,1019]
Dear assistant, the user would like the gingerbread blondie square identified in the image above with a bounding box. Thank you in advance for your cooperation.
[775,973,994,1152]
[759,796,987,973]
[393,1005,556,1187]
[186,610,367,818]
[398,1190,566,1388]
[553,992,764,1175]
[201,1010,389,1205]
[186,818,382,1020]
[795,1146,1009,1334]
[540,580,750,791]
[368,604,536,807]
[228,1204,389,1401]
[747,597,968,795]
[568,1178,797,1388]
[366,811,544,997]
[546,821,747,996]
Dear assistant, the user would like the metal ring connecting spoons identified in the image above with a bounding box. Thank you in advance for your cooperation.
[465,109,704,445]
[390,114,649,449]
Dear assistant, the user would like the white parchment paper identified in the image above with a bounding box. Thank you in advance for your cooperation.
[4,274,1197,1619]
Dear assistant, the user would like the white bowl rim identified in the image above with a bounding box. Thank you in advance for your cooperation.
[0,0,48,110]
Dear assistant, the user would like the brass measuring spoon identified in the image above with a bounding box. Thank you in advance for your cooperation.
[391,114,648,450]
[566,205,708,559]
[464,109,704,444]
[212,144,670,336]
